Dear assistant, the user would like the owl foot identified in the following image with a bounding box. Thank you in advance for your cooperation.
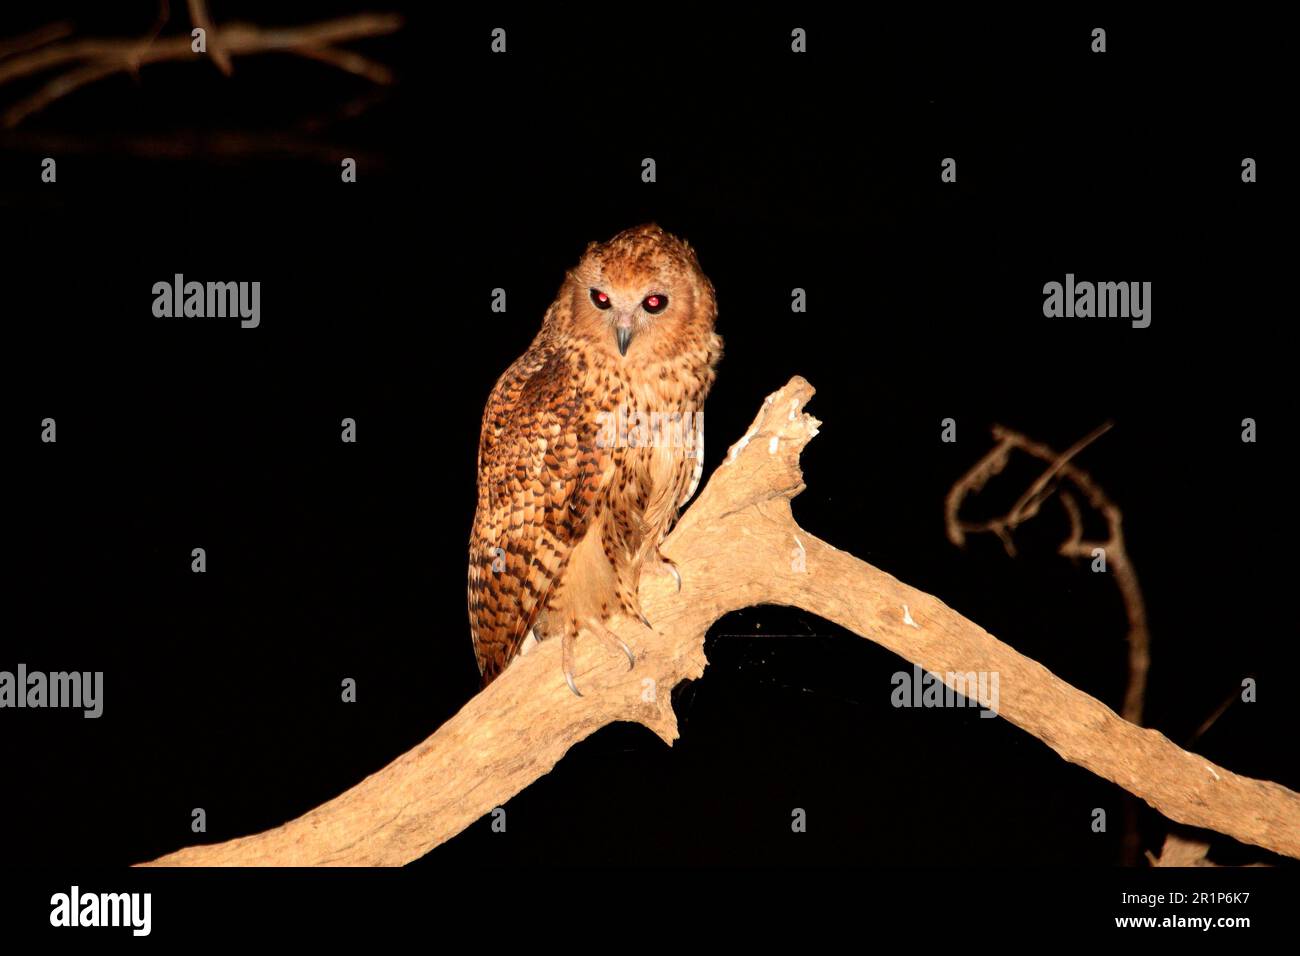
[560,619,636,697]
[585,617,636,670]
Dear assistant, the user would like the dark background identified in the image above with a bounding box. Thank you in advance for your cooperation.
[2,3,1293,873]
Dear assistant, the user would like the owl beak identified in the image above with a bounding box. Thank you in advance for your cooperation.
[615,322,633,356]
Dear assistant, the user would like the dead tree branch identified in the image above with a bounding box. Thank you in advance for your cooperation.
[945,422,1150,725]
[139,378,1300,866]
[946,422,1154,864]
[0,12,403,128]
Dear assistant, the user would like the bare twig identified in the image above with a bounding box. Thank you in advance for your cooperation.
[947,422,1153,865]
[137,379,1299,866]
[145,0,172,46]
[1189,685,1246,745]
[291,47,394,84]
[947,423,1148,725]
[5,59,125,128]
[186,0,232,75]
[0,13,403,128]
[0,21,74,61]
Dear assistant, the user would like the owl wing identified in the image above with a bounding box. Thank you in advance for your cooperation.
[468,344,613,684]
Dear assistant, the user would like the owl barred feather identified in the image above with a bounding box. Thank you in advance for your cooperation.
[467,224,722,691]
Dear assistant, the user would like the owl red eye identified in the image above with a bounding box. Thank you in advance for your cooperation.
[590,289,612,310]
[642,294,668,314]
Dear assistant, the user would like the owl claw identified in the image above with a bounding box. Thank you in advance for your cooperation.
[559,619,638,694]
[652,551,682,592]
[587,617,636,670]
[616,636,636,670]
[562,631,582,696]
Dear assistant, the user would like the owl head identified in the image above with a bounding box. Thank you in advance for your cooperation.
[560,223,717,361]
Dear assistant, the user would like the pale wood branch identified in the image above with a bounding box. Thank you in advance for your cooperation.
[1146,831,1270,867]
[946,422,1154,864]
[139,377,1300,866]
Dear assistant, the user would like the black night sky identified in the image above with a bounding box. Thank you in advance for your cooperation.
[1,4,1293,937]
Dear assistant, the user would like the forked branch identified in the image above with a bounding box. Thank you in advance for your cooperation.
[0,10,403,128]
[139,378,1300,865]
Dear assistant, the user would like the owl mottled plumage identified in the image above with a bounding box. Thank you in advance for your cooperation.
[468,224,722,692]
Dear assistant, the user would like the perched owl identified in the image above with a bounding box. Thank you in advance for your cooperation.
[468,224,723,694]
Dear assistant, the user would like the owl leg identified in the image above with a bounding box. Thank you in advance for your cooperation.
[621,588,661,635]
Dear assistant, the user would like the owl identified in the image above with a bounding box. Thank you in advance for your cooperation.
[468,224,723,694]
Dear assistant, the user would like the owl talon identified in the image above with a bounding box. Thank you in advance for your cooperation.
[652,551,682,593]
[562,630,582,696]
[617,637,636,670]
[584,617,636,671]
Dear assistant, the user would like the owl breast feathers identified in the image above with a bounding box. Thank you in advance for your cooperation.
[467,224,722,691]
